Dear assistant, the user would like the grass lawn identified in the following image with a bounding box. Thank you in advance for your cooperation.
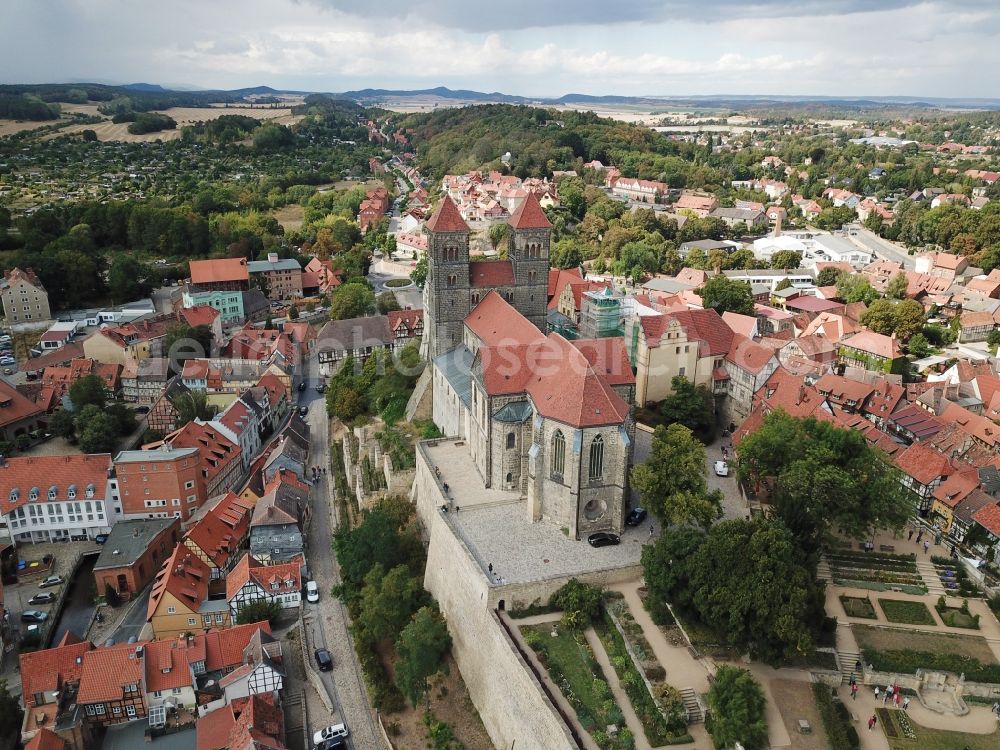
[840,595,877,619]
[880,707,1000,750]
[522,625,630,748]
[936,606,980,629]
[853,625,996,662]
[879,598,937,625]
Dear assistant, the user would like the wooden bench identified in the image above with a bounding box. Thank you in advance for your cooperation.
[879,544,895,553]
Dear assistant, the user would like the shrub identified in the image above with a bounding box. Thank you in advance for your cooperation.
[706,666,769,750]
[812,683,860,750]
[551,579,603,631]
[861,647,1000,682]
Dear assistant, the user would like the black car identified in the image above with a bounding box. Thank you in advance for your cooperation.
[94,534,109,544]
[316,738,346,750]
[298,405,309,417]
[314,648,333,672]
[625,507,648,527]
[587,532,620,548]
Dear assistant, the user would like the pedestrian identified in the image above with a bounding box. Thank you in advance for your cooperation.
[649,524,655,538]
[902,697,910,711]
[894,691,900,707]
[874,686,880,700]
[871,714,877,729]
[851,683,858,700]
[916,530,923,544]
[488,563,493,574]
[855,659,862,673]
[924,540,930,554]
[908,528,914,541]
[868,716,875,731]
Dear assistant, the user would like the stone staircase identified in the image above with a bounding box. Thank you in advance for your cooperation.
[680,687,704,723]
[916,560,947,596]
[838,650,862,685]
[817,557,833,582]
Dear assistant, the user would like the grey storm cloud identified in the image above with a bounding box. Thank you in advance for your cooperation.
[300,0,980,31]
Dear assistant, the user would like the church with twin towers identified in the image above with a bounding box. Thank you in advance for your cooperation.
[422,192,636,538]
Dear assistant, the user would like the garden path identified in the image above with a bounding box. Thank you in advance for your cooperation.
[584,627,656,750]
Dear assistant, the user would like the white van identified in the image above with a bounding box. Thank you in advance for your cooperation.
[306,580,319,603]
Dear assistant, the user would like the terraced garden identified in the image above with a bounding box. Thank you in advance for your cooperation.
[931,556,981,597]
[878,598,937,626]
[839,594,877,619]
[826,550,927,594]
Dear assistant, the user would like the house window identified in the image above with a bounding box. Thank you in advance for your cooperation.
[204,615,212,627]
[506,432,515,449]
[271,582,280,590]
[95,704,106,715]
[86,705,96,716]
[126,705,136,717]
[551,430,566,478]
[589,435,605,481]
[172,688,182,695]
[187,617,196,625]
[112,706,121,715]
[215,613,224,623]
[167,606,176,614]
[185,480,195,490]
[679,367,686,377]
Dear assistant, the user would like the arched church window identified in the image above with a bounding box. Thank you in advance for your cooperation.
[506,432,515,449]
[551,430,566,478]
[589,435,604,481]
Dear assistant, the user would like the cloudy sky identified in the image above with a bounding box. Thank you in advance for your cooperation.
[2,0,998,97]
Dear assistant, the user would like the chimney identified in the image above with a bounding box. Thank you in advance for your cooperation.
[267,252,279,264]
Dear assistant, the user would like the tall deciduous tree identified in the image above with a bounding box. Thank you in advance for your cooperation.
[706,666,769,750]
[885,271,909,299]
[330,282,375,320]
[630,423,721,528]
[358,563,427,643]
[68,374,107,411]
[658,376,716,441]
[394,605,452,707]
[698,275,755,316]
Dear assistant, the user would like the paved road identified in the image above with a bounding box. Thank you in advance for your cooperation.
[300,352,383,750]
[109,586,153,644]
[846,226,916,270]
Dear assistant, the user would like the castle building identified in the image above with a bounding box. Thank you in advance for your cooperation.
[424,195,635,536]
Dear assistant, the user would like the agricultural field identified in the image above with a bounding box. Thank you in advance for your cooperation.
[55,105,303,142]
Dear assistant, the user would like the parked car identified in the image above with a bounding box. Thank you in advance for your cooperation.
[0,357,16,366]
[39,575,65,587]
[20,610,48,623]
[315,383,326,393]
[713,460,729,477]
[135,406,149,414]
[306,580,319,603]
[587,532,620,548]
[314,648,333,672]
[298,405,309,417]
[94,534,109,544]
[625,507,647,526]
[316,739,346,750]
[313,724,349,745]
[28,592,56,605]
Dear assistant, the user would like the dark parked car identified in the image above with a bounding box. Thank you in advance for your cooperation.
[28,592,56,605]
[314,648,333,672]
[587,532,620,548]
[21,610,48,623]
[298,405,309,417]
[94,534,109,544]
[316,739,346,750]
[625,507,647,527]
[298,381,306,391]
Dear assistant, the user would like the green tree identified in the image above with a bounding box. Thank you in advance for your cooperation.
[860,298,898,335]
[358,564,426,643]
[410,256,428,286]
[253,123,295,151]
[699,275,755,316]
[774,278,792,292]
[836,274,878,304]
[68,374,107,411]
[641,526,706,615]
[631,424,721,528]
[815,266,842,287]
[659,375,715,441]
[894,298,926,341]
[885,271,909,300]
[551,579,604,631]
[173,390,217,427]
[737,411,910,544]
[706,666,769,750]
[235,599,284,626]
[164,323,214,365]
[76,409,120,453]
[330,282,375,320]
[395,605,452,708]
[550,239,583,269]
[376,291,401,314]
[770,250,802,270]
[49,408,77,440]
[907,332,931,358]
[108,254,151,302]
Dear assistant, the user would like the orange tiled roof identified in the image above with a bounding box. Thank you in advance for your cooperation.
[226,552,303,601]
[1,454,111,515]
[24,729,67,750]
[19,637,94,707]
[76,643,145,704]
[189,257,249,285]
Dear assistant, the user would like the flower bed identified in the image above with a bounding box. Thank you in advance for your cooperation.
[840,595,877,619]
[878,598,937,626]
[934,597,980,629]
[930,558,980,598]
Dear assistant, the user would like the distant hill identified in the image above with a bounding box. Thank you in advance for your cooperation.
[123,83,170,93]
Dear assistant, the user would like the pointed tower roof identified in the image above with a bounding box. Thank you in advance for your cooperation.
[425,195,469,233]
[508,191,551,230]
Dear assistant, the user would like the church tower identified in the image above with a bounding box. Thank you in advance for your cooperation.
[507,192,552,332]
[423,196,472,360]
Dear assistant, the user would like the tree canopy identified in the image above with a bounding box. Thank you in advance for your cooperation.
[330,282,376,320]
[698,275,755,316]
[706,667,769,750]
[394,605,452,708]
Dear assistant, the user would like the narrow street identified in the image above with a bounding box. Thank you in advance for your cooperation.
[301,352,384,750]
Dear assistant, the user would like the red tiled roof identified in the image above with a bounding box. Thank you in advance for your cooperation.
[387,308,424,334]
[197,701,237,750]
[971,501,1000,536]
[226,552,303,601]
[932,470,980,509]
[143,637,198,693]
[721,311,757,338]
[814,374,875,404]
[182,359,210,380]
[465,291,545,347]
[204,622,273,672]
[24,729,67,750]
[0,378,44,429]
[19,637,94,707]
[893,443,953,486]
[162,421,241,485]
[184,492,253,568]
[190,257,249,284]
[0,454,111,515]
[639,308,734,357]
[785,296,844,313]
[229,692,286,750]
[469,260,515,288]
[425,195,469,233]
[76,643,145,704]
[726,335,776,375]
[547,267,583,299]
[148,546,212,620]
[841,330,902,359]
[570,337,636,387]
[179,304,220,328]
[508,191,552,230]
